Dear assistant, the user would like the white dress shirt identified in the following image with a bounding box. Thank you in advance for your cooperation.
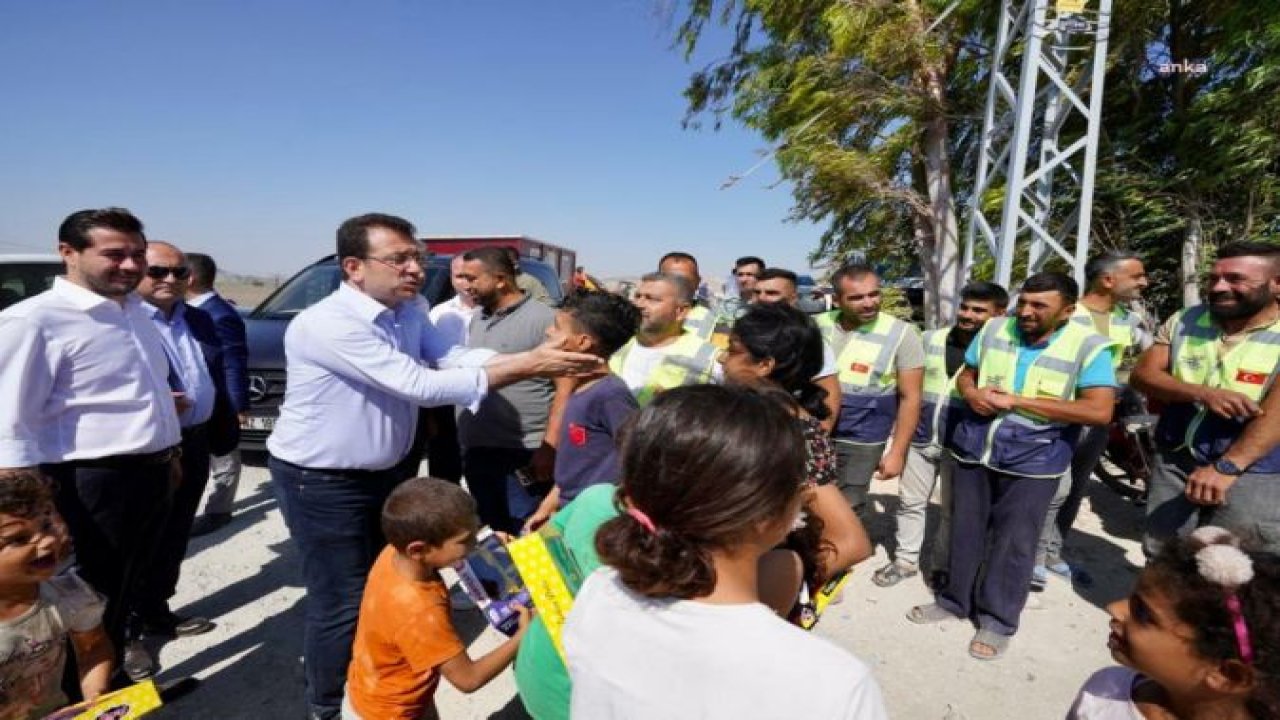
[427,295,480,348]
[0,277,183,465]
[267,283,493,471]
[187,290,216,308]
[142,301,216,428]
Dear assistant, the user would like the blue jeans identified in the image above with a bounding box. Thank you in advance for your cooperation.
[269,456,403,715]
[462,447,545,534]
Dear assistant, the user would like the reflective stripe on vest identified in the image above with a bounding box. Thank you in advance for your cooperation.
[955,318,1115,478]
[915,328,964,448]
[1158,305,1280,470]
[608,332,720,406]
[684,305,717,342]
[1070,303,1140,369]
[816,311,913,443]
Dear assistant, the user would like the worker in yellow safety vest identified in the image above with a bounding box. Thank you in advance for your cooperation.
[1133,241,1280,556]
[815,264,924,518]
[657,252,727,348]
[909,272,1116,661]
[609,272,721,406]
[1035,250,1150,588]
[872,281,1008,590]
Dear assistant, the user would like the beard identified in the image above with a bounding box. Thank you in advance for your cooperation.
[1208,285,1274,321]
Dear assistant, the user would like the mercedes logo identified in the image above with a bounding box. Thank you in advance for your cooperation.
[248,375,269,403]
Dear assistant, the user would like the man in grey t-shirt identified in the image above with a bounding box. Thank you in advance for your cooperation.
[457,247,561,532]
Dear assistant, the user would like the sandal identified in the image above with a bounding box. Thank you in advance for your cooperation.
[906,603,961,624]
[969,628,1011,660]
[872,561,919,588]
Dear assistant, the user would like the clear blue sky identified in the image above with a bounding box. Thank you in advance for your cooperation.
[0,0,824,281]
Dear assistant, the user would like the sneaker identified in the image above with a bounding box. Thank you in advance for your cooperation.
[871,561,919,588]
[123,640,156,681]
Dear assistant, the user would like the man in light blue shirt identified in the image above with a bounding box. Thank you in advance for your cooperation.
[131,241,237,675]
[266,213,599,720]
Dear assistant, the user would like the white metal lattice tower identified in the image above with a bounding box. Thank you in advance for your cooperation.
[962,0,1113,290]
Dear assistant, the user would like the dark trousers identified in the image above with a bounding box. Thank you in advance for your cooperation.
[43,458,172,652]
[268,455,403,714]
[136,424,210,625]
[462,446,542,534]
[938,460,1058,636]
[425,406,464,483]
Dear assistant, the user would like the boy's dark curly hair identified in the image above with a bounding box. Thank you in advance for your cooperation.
[558,289,641,358]
[1148,532,1280,719]
[0,469,53,519]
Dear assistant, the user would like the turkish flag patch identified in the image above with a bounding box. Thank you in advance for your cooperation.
[569,423,588,447]
[1236,369,1268,385]
[850,362,871,374]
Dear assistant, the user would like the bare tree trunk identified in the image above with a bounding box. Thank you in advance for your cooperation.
[1181,216,1202,308]
[921,109,961,328]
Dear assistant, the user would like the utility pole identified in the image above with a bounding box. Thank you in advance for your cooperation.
[963,0,1113,291]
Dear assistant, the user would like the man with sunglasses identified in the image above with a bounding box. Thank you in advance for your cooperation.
[125,242,239,677]
[0,208,184,676]
[266,213,600,720]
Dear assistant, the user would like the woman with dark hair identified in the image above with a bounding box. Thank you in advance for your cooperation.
[564,385,888,719]
[720,302,873,619]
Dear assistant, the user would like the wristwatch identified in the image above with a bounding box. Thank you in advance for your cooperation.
[1213,458,1245,476]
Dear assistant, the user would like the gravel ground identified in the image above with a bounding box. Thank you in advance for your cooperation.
[149,456,1146,719]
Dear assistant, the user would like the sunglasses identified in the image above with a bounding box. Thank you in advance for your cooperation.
[146,265,191,280]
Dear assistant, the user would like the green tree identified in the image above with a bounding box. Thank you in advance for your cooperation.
[677,0,992,326]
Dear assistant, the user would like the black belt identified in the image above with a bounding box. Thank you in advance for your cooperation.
[62,446,182,470]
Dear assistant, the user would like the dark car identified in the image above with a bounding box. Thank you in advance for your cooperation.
[239,253,564,450]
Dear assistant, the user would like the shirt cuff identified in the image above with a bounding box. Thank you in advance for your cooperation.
[466,367,490,414]
[439,347,499,369]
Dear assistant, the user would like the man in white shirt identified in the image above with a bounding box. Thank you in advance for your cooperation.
[0,207,183,660]
[423,254,480,483]
[265,213,598,720]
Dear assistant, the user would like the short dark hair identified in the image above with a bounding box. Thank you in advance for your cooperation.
[734,256,765,272]
[336,213,416,260]
[462,246,516,280]
[757,267,798,286]
[186,253,218,289]
[830,262,878,291]
[595,385,807,600]
[658,252,698,269]
[960,281,1009,308]
[0,469,53,519]
[639,271,694,304]
[1084,250,1142,290]
[559,290,641,358]
[1217,241,1280,263]
[58,208,145,251]
[381,477,478,552]
[731,303,827,420]
[1020,271,1079,304]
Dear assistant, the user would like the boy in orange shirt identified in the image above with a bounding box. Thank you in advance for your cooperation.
[343,477,531,720]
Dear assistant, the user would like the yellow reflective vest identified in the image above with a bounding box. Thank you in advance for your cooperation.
[814,311,916,444]
[1070,302,1142,370]
[1154,304,1280,472]
[913,328,965,449]
[608,332,719,406]
[951,318,1115,478]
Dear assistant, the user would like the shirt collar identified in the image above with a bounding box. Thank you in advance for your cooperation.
[481,292,531,321]
[338,282,396,324]
[51,276,132,311]
[188,291,216,307]
[140,299,187,323]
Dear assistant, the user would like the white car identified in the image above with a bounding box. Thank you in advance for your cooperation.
[0,254,62,311]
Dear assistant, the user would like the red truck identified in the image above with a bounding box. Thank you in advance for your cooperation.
[423,235,577,296]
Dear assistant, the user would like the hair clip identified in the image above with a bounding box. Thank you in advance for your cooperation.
[626,506,658,535]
